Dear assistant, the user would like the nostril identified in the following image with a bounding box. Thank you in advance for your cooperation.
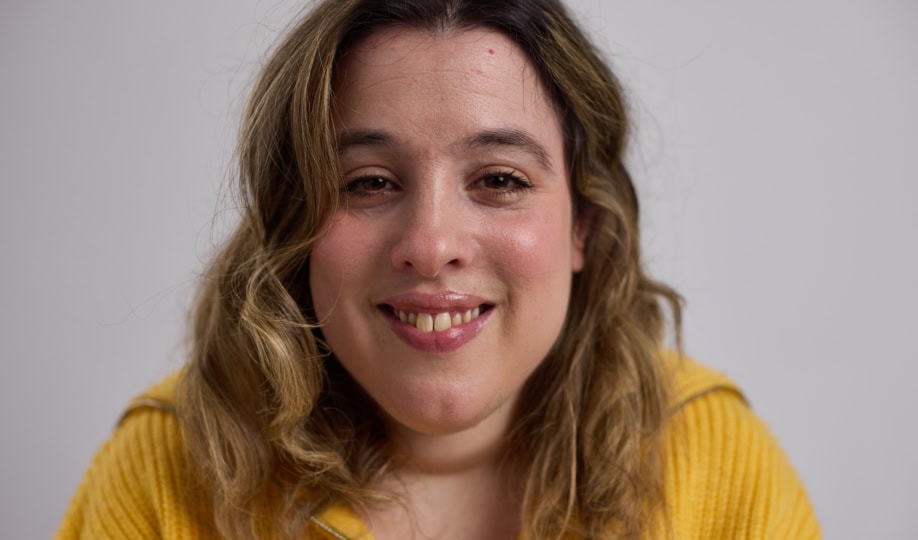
[389,227,471,278]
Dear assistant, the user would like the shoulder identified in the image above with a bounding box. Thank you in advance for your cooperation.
[57,371,219,540]
[661,353,821,538]
[666,351,746,408]
[116,370,181,424]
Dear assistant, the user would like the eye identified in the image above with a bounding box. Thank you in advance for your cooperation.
[342,175,398,197]
[471,169,534,200]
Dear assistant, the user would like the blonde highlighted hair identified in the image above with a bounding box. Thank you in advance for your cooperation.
[177,0,682,538]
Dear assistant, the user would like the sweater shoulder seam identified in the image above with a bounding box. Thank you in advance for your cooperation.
[675,384,748,411]
[116,397,177,427]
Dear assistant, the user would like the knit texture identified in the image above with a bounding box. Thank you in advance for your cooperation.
[57,358,820,539]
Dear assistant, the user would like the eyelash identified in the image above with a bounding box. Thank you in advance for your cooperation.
[471,169,534,198]
[342,175,396,198]
[340,169,534,200]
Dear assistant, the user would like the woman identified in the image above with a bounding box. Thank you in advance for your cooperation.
[58,0,819,538]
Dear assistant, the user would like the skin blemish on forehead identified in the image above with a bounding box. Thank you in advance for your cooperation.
[488,48,494,54]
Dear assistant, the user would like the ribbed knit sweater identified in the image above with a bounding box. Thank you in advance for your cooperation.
[57,358,820,539]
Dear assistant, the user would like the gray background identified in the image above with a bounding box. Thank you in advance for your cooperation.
[2,1,916,538]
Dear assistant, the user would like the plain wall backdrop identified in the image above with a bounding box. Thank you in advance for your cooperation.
[2,1,916,538]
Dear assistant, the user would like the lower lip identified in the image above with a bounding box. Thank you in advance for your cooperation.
[382,307,492,354]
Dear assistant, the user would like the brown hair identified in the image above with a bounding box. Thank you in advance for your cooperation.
[177,0,682,538]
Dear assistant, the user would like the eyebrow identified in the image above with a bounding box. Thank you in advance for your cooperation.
[335,127,554,170]
[336,129,398,151]
[464,128,553,171]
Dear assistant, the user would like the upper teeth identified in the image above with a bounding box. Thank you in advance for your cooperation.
[397,307,481,332]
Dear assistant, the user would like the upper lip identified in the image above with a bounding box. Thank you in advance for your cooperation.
[378,291,492,312]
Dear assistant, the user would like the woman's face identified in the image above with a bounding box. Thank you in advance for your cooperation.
[310,27,585,437]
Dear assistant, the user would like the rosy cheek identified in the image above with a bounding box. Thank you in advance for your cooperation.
[488,208,571,281]
[317,215,377,262]
[310,219,362,311]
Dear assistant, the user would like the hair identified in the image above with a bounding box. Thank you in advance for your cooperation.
[176,0,683,538]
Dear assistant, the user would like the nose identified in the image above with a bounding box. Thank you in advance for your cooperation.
[389,186,474,279]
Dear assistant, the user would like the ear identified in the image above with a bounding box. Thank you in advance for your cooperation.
[571,206,592,273]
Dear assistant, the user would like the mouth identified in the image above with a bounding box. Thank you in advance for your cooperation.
[379,304,494,332]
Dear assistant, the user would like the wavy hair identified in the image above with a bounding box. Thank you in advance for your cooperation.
[177,0,682,538]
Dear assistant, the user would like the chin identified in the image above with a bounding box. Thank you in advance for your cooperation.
[380,379,505,436]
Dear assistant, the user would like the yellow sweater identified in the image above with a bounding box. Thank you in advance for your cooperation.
[57,359,820,539]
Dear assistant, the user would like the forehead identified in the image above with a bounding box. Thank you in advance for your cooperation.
[342,25,524,65]
[331,26,563,153]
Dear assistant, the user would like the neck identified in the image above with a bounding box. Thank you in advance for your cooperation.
[365,398,525,540]
[387,394,519,477]
[370,419,523,540]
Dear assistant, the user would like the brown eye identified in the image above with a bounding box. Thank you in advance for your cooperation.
[344,176,395,193]
[481,174,516,190]
[473,169,533,194]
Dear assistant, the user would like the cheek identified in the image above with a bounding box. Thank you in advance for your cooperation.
[309,217,371,317]
[488,206,574,282]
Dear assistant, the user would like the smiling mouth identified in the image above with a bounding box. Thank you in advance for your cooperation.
[381,304,493,332]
